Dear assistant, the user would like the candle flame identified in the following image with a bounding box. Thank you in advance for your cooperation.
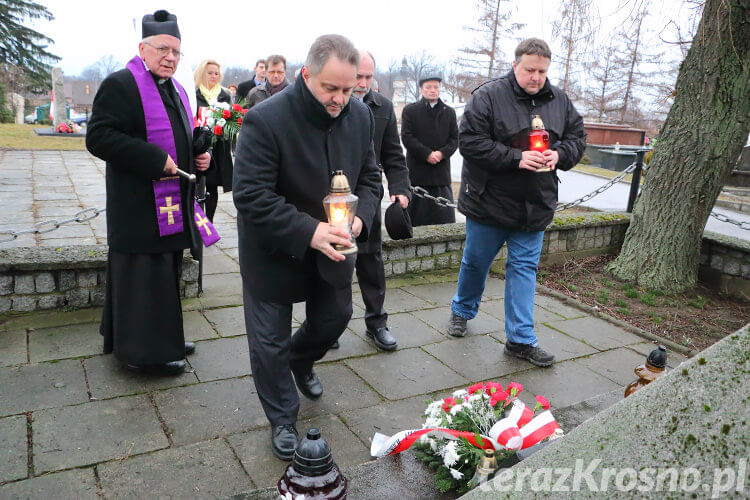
[330,206,348,224]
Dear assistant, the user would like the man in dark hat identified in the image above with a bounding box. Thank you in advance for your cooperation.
[233,34,381,460]
[86,10,211,376]
[347,49,411,351]
[400,74,458,227]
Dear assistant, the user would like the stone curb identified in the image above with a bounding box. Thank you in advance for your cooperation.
[535,283,698,357]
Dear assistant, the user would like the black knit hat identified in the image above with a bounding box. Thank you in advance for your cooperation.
[384,201,413,240]
[142,10,181,40]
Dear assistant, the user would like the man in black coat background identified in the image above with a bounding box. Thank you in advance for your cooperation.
[400,75,458,226]
[86,11,210,376]
[449,38,586,368]
[236,58,266,102]
[347,50,411,352]
[232,34,381,460]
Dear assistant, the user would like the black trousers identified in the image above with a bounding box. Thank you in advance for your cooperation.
[205,183,219,222]
[242,277,352,426]
[355,251,388,331]
[101,249,185,365]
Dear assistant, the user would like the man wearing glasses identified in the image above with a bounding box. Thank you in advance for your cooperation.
[86,10,210,376]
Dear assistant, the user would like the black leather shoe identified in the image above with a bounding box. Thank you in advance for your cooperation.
[185,342,196,355]
[292,369,323,399]
[126,360,186,376]
[330,340,340,349]
[271,424,298,461]
[366,326,397,351]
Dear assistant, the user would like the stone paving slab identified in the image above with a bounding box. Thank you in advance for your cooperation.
[573,347,647,386]
[345,348,468,400]
[152,376,265,445]
[626,341,689,368]
[423,334,528,381]
[229,414,371,490]
[203,253,242,275]
[98,438,252,499]
[0,330,26,367]
[489,324,599,362]
[83,355,198,400]
[202,272,243,297]
[0,467,99,499]
[346,312,445,349]
[479,299,566,325]
[0,415,28,483]
[547,315,644,350]
[183,310,219,341]
[0,359,89,417]
[297,363,382,420]
[534,293,588,319]
[28,322,101,363]
[412,306,504,336]
[321,330,377,362]
[339,395,430,448]
[204,306,246,338]
[32,394,168,473]
[352,288,432,314]
[401,281,460,306]
[509,359,622,408]
[188,336,251,382]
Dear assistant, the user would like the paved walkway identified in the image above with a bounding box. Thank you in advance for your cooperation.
[0,255,687,498]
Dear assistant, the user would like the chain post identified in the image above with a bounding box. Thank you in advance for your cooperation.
[627,150,646,213]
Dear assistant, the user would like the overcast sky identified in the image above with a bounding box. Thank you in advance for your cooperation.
[36,0,696,78]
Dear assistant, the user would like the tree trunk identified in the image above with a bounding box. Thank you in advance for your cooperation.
[607,0,749,292]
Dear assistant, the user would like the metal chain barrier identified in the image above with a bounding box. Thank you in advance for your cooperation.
[410,162,638,213]
[0,207,106,244]
[709,211,750,230]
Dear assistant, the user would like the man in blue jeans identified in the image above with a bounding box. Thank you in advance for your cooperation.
[448,38,586,367]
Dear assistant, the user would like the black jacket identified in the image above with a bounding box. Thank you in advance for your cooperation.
[458,71,586,231]
[232,75,382,303]
[400,98,458,186]
[236,77,259,102]
[196,88,234,191]
[359,90,411,253]
[86,68,199,254]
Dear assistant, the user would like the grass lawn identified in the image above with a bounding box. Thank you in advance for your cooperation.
[0,123,86,150]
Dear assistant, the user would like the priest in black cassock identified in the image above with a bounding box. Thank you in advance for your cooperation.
[86,10,211,376]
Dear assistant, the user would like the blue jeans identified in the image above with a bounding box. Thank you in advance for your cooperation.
[451,218,544,346]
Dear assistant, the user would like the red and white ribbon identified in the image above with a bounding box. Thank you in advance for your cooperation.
[370,400,560,458]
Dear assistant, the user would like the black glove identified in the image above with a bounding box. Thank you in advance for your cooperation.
[192,126,213,156]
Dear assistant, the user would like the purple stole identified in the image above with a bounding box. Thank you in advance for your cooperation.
[126,56,220,247]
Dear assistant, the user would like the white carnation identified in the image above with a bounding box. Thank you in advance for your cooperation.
[217,118,226,127]
[449,468,464,480]
[452,389,468,400]
[217,101,230,110]
[442,441,459,467]
[449,403,466,415]
[206,117,215,127]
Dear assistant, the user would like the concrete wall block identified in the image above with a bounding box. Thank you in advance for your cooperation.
[548,231,559,241]
[35,272,56,293]
[389,247,404,261]
[0,275,12,295]
[432,242,447,255]
[65,288,90,307]
[436,254,451,269]
[710,254,723,270]
[38,294,64,310]
[182,259,199,282]
[723,259,741,276]
[14,274,35,294]
[447,240,462,251]
[98,271,107,285]
[420,258,435,271]
[12,296,37,312]
[91,286,106,306]
[184,282,199,298]
[77,270,98,288]
[417,245,432,257]
[392,261,406,275]
[403,246,416,258]
[498,247,508,258]
[450,252,462,266]
[407,259,421,272]
[383,262,394,277]
[58,270,76,291]
[0,297,10,313]
[741,263,750,279]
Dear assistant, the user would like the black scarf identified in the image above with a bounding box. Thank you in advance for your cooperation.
[267,79,288,96]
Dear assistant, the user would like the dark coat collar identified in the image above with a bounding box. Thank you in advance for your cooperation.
[294,73,352,129]
[363,89,382,107]
[506,70,553,102]
[419,96,445,110]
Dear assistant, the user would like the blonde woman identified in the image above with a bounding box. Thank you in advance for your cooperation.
[193,59,233,221]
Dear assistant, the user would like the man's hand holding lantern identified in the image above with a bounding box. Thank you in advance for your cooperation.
[194,152,210,171]
[542,149,558,170]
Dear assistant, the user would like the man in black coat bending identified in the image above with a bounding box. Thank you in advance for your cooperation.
[348,50,411,351]
[86,11,210,376]
[449,39,586,367]
[233,34,381,460]
[400,75,458,226]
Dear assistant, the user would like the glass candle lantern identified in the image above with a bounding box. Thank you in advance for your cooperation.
[322,170,359,255]
[529,115,551,172]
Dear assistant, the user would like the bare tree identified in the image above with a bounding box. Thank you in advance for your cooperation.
[402,51,439,101]
[582,40,625,121]
[457,0,524,81]
[374,59,402,100]
[552,0,598,95]
[222,66,252,85]
[79,55,122,83]
[442,62,479,103]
